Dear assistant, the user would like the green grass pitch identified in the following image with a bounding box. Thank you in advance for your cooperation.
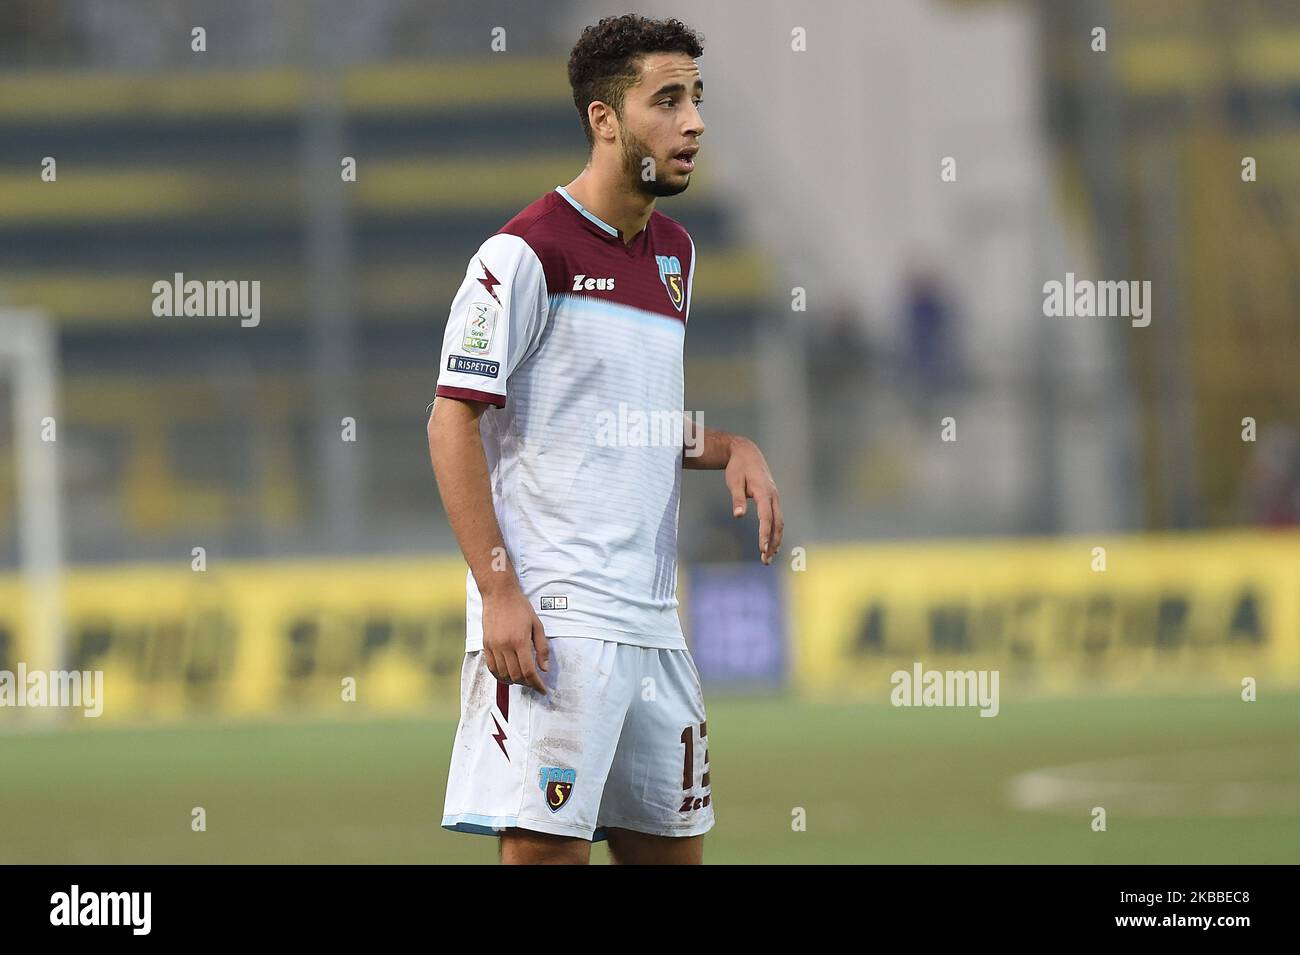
[2,693,1297,864]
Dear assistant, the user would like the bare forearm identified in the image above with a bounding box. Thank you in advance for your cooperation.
[684,417,784,563]
[427,397,550,691]
[428,400,521,598]
[684,422,746,469]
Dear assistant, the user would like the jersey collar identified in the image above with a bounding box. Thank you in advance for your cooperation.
[554,185,647,244]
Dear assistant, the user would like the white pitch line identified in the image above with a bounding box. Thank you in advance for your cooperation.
[1008,745,1300,818]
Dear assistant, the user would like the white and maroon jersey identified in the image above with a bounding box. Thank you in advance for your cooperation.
[435,185,697,651]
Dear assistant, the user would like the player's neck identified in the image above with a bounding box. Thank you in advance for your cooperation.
[563,167,654,246]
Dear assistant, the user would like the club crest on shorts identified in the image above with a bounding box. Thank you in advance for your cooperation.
[539,766,576,812]
[655,254,684,312]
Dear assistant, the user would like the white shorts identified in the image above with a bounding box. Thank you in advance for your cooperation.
[441,637,715,842]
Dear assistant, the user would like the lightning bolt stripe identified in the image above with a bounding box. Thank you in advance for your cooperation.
[476,259,502,304]
[489,679,511,760]
[490,715,509,761]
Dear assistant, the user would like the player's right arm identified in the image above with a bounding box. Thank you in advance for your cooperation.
[427,232,551,693]
[427,397,548,692]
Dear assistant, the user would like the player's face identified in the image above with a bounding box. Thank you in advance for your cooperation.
[617,52,704,198]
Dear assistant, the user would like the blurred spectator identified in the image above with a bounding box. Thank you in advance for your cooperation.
[809,297,874,386]
[806,298,874,501]
[903,264,964,398]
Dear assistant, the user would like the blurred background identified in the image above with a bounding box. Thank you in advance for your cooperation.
[0,0,1297,863]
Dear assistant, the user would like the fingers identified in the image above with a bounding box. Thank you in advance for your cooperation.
[487,641,548,694]
[728,475,747,518]
[532,621,550,674]
[515,617,548,693]
[504,634,546,694]
[485,647,506,684]
[503,648,525,687]
[770,489,784,556]
[517,645,547,694]
[750,480,783,565]
[755,485,774,565]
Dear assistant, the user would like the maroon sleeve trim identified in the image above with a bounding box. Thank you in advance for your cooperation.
[435,384,506,408]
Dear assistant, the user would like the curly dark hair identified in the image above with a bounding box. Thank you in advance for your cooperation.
[567,15,704,149]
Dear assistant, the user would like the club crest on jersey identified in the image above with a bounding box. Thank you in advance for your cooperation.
[539,766,576,812]
[462,301,498,352]
[656,254,685,312]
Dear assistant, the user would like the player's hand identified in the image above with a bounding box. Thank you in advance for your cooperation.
[481,589,550,693]
[725,437,783,565]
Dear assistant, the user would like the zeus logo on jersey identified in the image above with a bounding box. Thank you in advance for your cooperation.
[447,355,500,378]
[539,766,576,812]
[655,255,684,311]
[572,274,616,292]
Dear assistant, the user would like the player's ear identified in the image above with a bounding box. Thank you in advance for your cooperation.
[589,101,617,144]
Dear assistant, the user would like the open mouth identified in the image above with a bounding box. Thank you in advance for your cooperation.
[672,148,698,172]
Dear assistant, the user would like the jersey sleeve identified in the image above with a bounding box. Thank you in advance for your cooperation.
[434,232,548,408]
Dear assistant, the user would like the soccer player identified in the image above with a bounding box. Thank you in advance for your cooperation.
[428,14,782,865]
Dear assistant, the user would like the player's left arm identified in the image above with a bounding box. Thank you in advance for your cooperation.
[683,420,783,565]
